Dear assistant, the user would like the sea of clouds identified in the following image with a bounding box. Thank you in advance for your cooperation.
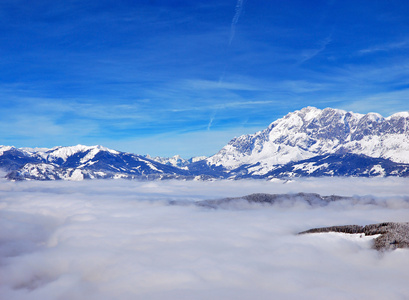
[1,177,409,300]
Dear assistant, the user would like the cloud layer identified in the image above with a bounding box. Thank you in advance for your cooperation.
[0,178,408,299]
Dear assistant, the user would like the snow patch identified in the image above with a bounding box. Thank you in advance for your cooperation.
[307,232,382,249]
[387,111,409,119]
[0,145,14,156]
[369,165,386,177]
[69,169,84,181]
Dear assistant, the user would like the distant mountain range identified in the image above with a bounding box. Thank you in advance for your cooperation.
[1,145,193,181]
[1,106,408,181]
[143,154,207,168]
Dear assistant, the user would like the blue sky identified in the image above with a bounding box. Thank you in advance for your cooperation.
[1,0,409,157]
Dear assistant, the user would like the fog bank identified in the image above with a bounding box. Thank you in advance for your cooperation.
[0,178,408,299]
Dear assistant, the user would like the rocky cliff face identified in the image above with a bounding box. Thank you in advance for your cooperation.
[205,107,409,175]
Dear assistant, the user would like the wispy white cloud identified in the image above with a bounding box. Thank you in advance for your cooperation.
[207,112,216,131]
[104,126,264,157]
[299,34,332,64]
[170,100,275,113]
[358,39,409,54]
[279,80,330,93]
[0,95,151,121]
[342,89,409,116]
[229,0,246,45]
[0,115,100,147]
[184,79,264,91]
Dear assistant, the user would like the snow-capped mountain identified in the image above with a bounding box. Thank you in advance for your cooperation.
[1,106,408,181]
[143,154,207,168]
[228,153,409,179]
[1,145,190,181]
[204,107,409,176]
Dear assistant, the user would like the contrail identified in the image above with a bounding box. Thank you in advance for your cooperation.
[219,0,246,84]
[229,0,245,45]
[207,112,216,130]
[207,117,214,131]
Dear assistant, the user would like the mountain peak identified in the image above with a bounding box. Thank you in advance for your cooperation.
[23,144,120,163]
[1,106,408,181]
[284,106,322,123]
[388,111,409,119]
[298,105,322,115]
[206,106,409,173]
[364,112,384,122]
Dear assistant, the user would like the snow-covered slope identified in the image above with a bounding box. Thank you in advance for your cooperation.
[1,145,191,181]
[206,107,409,175]
[1,106,409,181]
[144,155,207,168]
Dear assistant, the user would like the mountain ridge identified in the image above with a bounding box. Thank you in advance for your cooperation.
[1,106,408,181]
[204,106,409,175]
[1,144,191,181]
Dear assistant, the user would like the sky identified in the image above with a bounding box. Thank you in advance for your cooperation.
[1,178,409,300]
[1,0,409,157]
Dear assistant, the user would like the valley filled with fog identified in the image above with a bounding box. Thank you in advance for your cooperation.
[1,177,409,300]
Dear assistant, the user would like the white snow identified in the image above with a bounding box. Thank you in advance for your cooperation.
[292,162,328,174]
[387,111,409,119]
[365,112,384,122]
[0,145,14,156]
[206,106,409,173]
[146,161,162,172]
[191,156,207,163]
[147,154,207,168]
[69,169,84,181]
[306,232,382,249]
[17,163,58,180]
[25,144,119,162]
[80,148,100,163]
[369,165,386,177]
